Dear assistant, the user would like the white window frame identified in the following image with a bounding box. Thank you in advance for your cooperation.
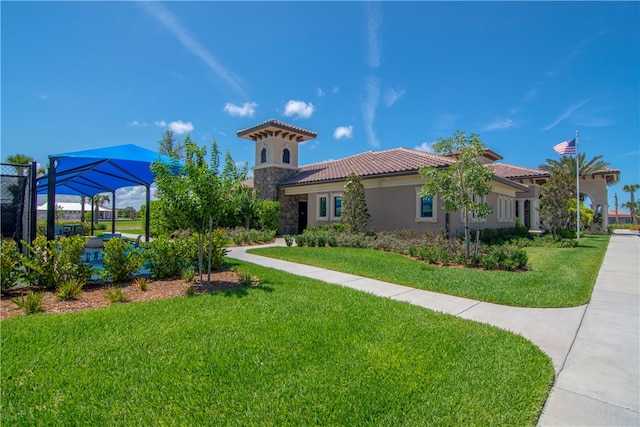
[415,188,438,222]
[317,193,328,221]
[330,192,342,221]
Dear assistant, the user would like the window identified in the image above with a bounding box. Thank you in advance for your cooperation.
[318,195,328,219]
[415,188,438,222]
[420,195,434,218]
[282,148,290,164]
[260,148,267,164]
[333,196,342,218]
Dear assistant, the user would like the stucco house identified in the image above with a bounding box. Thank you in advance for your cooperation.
[237,120,619,235]
[37,202,114,221]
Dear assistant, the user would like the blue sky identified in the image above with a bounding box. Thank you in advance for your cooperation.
[2,1,638,211]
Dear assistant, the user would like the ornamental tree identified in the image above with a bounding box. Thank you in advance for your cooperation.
[151,135,232,283]
[539,170,574,238]
[419,130,494,259]
[341,172,371,233]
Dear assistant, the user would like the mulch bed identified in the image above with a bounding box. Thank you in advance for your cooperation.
[1,269,243,321]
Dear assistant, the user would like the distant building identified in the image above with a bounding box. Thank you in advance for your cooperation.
[37,202,114,221]
[608,210,633,225]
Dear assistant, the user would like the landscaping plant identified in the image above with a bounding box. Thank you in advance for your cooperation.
[56,279,84,301]
[22,235,91,289]
[1,240,25,293]
[11,290,44,315]
[103,286,128,303]
[101,237,142,283]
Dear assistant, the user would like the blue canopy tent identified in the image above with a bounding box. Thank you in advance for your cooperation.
[37,144,173,241]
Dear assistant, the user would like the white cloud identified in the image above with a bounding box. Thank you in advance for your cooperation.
[483,118,515,131]
[116,186,149,210]
[414,141,436,153]
[542,99,590,131]
[38,93,50,101]
[362,76,380,148]
[223,102,257,118]
[168,120,194,134]
[129,120,147,127]
[155,120,167,127]
[332,86,340,94]
[283,100,315,119]
[384,87,405,107]
[333,126,354,140]
[316,88,325,97]
[140,2,249,99]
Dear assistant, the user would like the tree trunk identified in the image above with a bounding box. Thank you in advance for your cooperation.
[463,208,471,259]
[207,216,213,285]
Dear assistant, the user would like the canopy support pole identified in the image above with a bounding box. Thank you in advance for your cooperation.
[111,191,116,234]
[145,184,150,242]
[46,157,57,241]
[90,198,95,235]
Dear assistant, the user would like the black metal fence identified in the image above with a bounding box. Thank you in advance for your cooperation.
[1,162,37,245]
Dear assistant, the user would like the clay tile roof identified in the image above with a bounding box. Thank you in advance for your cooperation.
[491,163,550,179]
[236,119,317,141]
[280,148,454,186]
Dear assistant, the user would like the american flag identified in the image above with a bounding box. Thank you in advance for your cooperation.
[553,138,577,155]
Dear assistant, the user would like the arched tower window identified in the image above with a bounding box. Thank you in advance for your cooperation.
[282,148,290,164]
[260,148,267,164]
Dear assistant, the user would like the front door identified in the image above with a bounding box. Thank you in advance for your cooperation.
[298,201,308,234]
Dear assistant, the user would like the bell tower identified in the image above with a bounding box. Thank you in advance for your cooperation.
[237,119,317,201]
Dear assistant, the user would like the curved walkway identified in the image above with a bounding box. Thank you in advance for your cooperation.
[227,231,639,426]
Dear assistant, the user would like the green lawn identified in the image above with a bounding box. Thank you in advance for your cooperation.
[248,234,609,308]
[96,219,143,235]
[2,261,553,426]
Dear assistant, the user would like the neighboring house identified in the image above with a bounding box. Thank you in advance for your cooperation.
[37,202,114,221]
[237,120,619,235]
[608,210,633,225]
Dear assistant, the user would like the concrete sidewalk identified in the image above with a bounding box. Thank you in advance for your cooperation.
[227,231,639,426]
[539,230,639,426]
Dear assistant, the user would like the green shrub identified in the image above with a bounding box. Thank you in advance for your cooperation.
[295,234,307,247]
[56,279,84,300]
[481,253,500,270]
[141,236,195,280]
[479,226,532,246]
[12,290,44,314]
[1,240,25,293]
[255,200,280,231]
[22,235,91,289]
[102,238,142,283]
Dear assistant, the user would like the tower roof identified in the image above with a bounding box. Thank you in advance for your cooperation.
[236,119,317,142]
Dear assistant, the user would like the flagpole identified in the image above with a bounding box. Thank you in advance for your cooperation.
[576,130,580,242]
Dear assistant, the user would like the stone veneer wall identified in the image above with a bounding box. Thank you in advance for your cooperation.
[254,167,300,234]
[278,191,300,235]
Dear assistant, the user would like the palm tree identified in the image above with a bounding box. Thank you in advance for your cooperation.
[92,194,111,226]
[6,153,35,176]
[622,184,639,225]
[539,153,610,179]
